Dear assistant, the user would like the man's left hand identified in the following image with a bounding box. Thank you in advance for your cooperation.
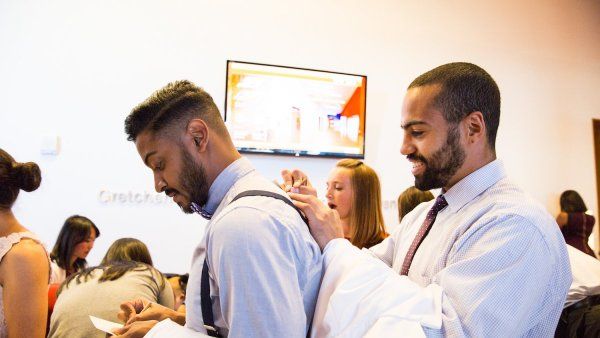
[112,320,158,338]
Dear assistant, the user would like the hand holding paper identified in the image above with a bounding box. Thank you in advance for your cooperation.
[89,315,123,335]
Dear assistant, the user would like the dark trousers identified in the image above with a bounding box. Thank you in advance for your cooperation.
[556,296,600,337]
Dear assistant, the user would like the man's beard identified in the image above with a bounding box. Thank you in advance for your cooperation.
[178,149,209,214]
[411,125,466,191]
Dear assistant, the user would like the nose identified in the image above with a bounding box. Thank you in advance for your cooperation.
[325,186,333,199]
[154,173,166,193]
[400,132,415,156]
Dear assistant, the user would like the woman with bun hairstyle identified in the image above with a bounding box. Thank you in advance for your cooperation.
[49,215,100,283]
[0,148,49,338]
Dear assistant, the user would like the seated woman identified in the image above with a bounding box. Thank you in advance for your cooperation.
[0,148,49,338]
[49,215,100,283]
[556,190,596,257]
[165,273,188,312]
[47,238,174,338]
[397,186,434,222]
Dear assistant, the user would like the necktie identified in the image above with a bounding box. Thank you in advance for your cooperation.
[400,195,448,275]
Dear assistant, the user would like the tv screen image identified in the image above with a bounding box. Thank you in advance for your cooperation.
[225,61,367,158]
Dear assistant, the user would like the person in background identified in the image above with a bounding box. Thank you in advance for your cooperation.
[47,238,173,338]
[165,273,188,312]
[556,190,596,257]
[284,159,387,249]
[0,148,49,338]
[49,215,100,283]
[397,186,434,222]
[556,245,600,337]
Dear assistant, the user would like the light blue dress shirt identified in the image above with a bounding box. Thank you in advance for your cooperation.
[184,157,323,337]
[364,159,572,337]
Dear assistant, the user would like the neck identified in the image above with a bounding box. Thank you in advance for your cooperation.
[341,218,351,239]
[204,141,242,189]
[69,256,78,271]
[0,209,23,234]
[443,151,496,192]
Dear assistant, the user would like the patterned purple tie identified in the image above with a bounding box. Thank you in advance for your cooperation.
[400,195,448,275]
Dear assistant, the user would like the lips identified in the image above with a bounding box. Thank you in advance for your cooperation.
[328,203,337,209]
[411,161,425,176]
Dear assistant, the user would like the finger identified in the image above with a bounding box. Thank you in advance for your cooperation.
[126,314,140,326]
[289,192,318,204]
[272,179,286,191]
[290,198,311,213]
[291,169,307,188]
[281,169,293,190]
[119,302,136,323]
[291,185,317,197]
[112,324,130,335]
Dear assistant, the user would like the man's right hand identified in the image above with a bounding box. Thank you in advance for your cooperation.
[278,169,317,196]
[118,299,185,326]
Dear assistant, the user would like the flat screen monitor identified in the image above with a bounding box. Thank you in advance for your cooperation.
[224,60,367,158]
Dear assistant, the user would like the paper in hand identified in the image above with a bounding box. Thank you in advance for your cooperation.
[89,315,123,335]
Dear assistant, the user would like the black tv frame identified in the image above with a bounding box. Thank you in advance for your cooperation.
[224,60,367,159]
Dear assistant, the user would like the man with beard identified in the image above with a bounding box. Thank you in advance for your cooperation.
[113,81,322,338]
[282,63,571,336]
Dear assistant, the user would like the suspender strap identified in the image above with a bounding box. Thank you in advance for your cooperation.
[230,190,309,225]
[200,190,308,336]
[201,260,222,337]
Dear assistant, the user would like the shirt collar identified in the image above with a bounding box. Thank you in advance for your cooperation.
[191,157,254,219]
[442,159,506,213]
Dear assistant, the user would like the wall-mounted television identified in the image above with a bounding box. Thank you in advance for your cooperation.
[224,60,367,158]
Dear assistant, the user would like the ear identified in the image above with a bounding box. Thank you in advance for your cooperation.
[186,119,209,152]
[463,111,486,145]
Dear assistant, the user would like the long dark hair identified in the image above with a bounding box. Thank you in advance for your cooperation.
[560,190,588,213]
[59,238,164,295]
[50,215,100,272]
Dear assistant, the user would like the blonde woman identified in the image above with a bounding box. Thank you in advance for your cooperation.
[283,159,387,249]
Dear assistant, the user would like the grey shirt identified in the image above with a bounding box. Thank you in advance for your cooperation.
[184,157,323,337]
[48,266,174,338]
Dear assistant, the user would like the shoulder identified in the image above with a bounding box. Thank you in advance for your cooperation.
[0,239,48,282]
[459,180,566,251]
[211,204,292,245]
[556,212,568,226]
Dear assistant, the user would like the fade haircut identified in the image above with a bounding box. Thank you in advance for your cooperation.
[408,62,501,151]
[124,80,228,142]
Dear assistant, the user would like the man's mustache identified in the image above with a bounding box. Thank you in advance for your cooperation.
[407,153,428,164]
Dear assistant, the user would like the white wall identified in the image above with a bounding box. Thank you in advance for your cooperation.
[1,0,599,273]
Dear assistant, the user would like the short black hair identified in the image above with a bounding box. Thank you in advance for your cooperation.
[124,80,227,142]
[408,62,501,151]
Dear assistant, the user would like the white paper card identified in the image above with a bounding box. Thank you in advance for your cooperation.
[89,315,123,335]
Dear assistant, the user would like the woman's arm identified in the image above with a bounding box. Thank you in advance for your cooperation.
[0,240,49,338]
[556,211,568,228]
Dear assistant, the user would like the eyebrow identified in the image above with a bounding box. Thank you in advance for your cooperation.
[400,121,428,129]
[144,151,157,166]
